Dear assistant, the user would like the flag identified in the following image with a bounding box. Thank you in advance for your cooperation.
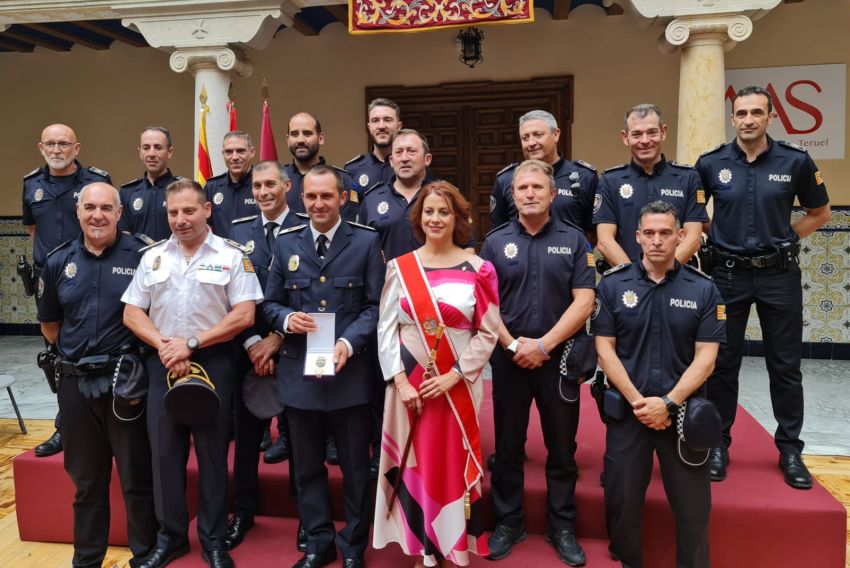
[260,99,278,161]
[227,100,237,131]
[196,86,213,185]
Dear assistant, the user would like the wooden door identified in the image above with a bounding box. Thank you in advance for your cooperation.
[366,76,573,236]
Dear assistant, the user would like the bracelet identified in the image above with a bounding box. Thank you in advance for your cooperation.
[395,381,409,392]
[537,338,549,356]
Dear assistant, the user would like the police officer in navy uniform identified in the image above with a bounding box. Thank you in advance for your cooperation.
[490,110,598,238]
[595,104,707,267]
[23,123,111,458]
[205,131,258,237]
[263,165,384,568]
[344,98,402,193]
[119,127,181,241]
[37,182,157,568]
[481,160,595,566]
[123,179,263,568]
[225,161,301,551]
[593,200,725,568]
[695,86,831,489]
[284,112,359,222]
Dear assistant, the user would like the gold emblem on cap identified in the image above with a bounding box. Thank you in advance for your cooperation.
[288,254,300,272]
[152,256,161,270]
[64,262,77,279]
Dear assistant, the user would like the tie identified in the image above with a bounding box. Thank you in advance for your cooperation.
[265,221,278,251]
[316,234,328,258]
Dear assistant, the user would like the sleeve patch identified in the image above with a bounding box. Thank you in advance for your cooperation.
[717,304,726,321]
[586,252,595,268]
[696,189,706,204]
[243,258,255,273]
[815,170,824,185]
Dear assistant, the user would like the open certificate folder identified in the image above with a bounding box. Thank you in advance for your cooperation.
[304,312,336,381]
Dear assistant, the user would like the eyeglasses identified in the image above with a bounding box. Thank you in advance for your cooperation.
[41,141,75,150]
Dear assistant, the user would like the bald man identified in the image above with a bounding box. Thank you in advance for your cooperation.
[23,124,112,458]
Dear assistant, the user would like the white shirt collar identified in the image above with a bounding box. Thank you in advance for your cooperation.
[310,216,343,245]
[261,207,290,232]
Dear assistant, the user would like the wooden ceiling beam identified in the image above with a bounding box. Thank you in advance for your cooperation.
[73,21,147,47]
[27,23,108,50]
[2,28,70,51]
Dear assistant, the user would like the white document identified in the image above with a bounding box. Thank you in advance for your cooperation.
[304,312,336,380]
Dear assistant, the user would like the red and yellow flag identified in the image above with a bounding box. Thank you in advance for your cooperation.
[196,85,213,185]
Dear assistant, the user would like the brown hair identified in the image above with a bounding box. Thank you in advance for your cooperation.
[410,181,472,247]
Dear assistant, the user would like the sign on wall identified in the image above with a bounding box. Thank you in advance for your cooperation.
[725,64,846,159]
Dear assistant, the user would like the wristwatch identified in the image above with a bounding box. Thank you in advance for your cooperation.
[187,336,201,352]
[662,395,679,415]
[506,339,519,354]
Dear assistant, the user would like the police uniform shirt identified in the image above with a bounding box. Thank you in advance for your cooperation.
[345,149,393,194]
[695,137,829,255]
[121,229,264,338]
[283,159,360,222]
[591,262,726,396]
[118,170,180,241]
[204,168,256,237]
[480,217,596,338]
[593,158,708,261]
[358,177,427,261]
[490,157,598,233]
[22,161,111,267]
[37,232,143,360]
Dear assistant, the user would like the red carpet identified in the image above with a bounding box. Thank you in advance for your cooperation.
[14,382,848,567]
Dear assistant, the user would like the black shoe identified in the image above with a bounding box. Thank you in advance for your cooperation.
[708,446,728,481]
[259,428,273,451]
[343,556,365,568]
[325,436,339,465]
[136,544,190,568]
[545,528,586,566]
[264,434,289,464]
[35,430,62,458]
[487,523,527,560]
[293,548,337,568]
[486,452,528,471]
[224,514,254,550]
[779,453,813,489]
[296,522,307,552]
[202,549,234,568]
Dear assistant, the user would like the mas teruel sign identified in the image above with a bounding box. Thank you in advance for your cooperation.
[725,64,846,159]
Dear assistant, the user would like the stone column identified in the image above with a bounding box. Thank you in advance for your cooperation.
[661,15,753,166]
[170,48,253,175]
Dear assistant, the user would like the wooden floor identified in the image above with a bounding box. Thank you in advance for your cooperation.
[1,419,848,568]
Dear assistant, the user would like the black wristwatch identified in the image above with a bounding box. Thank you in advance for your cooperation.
[662,395,679,415]
[187,336,200,352]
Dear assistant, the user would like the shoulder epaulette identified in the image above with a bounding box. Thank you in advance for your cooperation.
[205,172,227,183]
[683,264,712,279]
[135,233,155,246]
[231,215,258,224]
[485,221,511,237]
[224,239,250,253]
[363,181,385,196]
[347,220,376,231]
[778,140,807,153]
[23,167,41,180]
[88,166,110,178]
[604,163,628,173]
[139,239,166,253]
[121,178,142,188]
[279,224,307,235]
[670,160,694,169]
[295,212,309,219]
[602,263,630,277]
[497,163,518,176]
[46,240,73,258]
[576,159,597,172]
[174,175,186,181]
[699,144,725,158]
[332,165,349,175]
[345,154,366,166]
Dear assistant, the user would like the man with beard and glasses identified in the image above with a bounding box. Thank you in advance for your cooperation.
[119,126,182,242]
[284,112,359,223]
[345,98,402,193]
[23,123,111,458]
[205,131,258,237]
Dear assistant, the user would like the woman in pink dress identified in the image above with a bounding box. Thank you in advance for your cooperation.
[373,181,500,567]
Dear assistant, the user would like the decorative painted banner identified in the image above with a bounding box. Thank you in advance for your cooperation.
[725,64,846,160]
[349,0,534,34]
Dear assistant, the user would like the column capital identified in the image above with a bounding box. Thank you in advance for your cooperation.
[660,14,753,53]
[169,46,253,77]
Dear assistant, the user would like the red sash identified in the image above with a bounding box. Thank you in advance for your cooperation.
[395,252,484,491]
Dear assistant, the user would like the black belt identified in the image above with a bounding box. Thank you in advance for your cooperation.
[716,251,781,269]
[56,357,119,377]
